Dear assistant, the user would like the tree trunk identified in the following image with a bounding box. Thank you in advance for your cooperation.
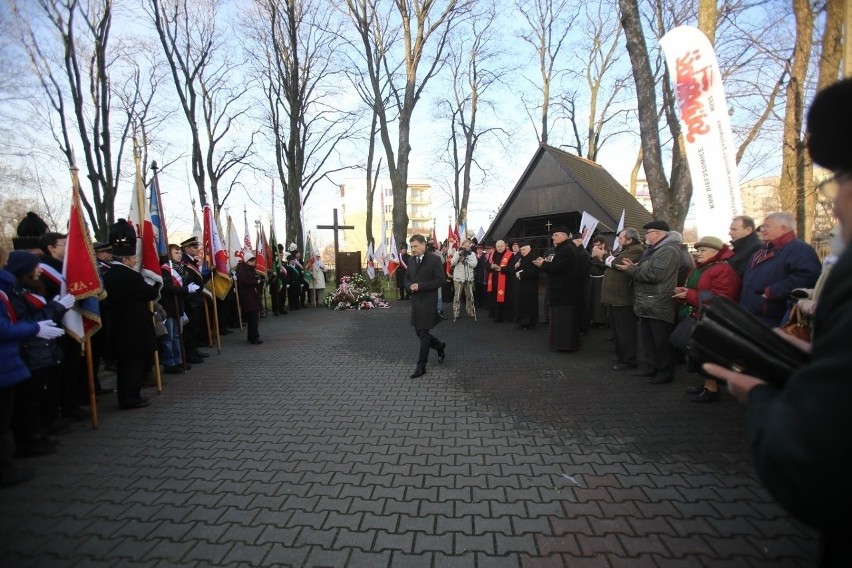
[778,0,813,237]
[618,0,670,220]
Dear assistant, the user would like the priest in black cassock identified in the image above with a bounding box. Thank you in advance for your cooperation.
[534,226,581,351]
[513,243,540,329]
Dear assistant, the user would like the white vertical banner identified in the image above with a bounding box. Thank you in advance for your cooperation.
[659,26,742,239]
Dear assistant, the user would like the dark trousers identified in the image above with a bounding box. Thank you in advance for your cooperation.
[397,285,409,300]
[610,305,638,366]
[287,286,301,311]
[639,317,675,378]
[415,328,442,366]
[12,369,49,447]
[245,311,259,342]
[116,356,146,405]
[0,385,16,471]
[184,304,204,353]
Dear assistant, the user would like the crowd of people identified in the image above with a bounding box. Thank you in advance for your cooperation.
[0,213,323,488]
[400,212,826,407]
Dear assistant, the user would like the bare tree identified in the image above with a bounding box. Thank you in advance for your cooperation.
[342,0,472,248]
[149,0,254,210]
[618,0,691,228]
[11,0,138,240]
[434,2,508,228]
[248,0,356,250]
[553,0,631,161]
[515,0,578,145]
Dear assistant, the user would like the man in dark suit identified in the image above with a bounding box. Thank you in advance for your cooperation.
[403,234,447,378]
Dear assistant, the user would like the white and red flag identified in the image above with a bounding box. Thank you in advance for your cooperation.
[128,162,162,287]
[203,204,232,300]
[386,234,400,276]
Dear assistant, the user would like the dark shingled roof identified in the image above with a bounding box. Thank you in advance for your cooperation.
[485,145,654,240]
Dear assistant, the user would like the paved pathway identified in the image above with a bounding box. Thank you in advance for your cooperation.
[0,302,818,567]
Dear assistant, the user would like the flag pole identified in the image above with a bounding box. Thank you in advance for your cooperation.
[208,205,222,354]
[133,139,162,394]
[69,159,100,428]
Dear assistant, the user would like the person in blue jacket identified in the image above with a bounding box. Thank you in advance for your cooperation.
[0,251,65,488]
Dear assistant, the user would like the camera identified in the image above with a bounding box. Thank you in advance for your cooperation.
[459,249,471,257]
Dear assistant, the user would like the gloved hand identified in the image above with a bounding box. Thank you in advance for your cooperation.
[187,283,200,293]
[56,294,76,309]
[36,321,65,339]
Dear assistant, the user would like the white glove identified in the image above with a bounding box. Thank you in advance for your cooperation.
[36,321,65,339]
[187,283,200,293]
[56,294,76,309]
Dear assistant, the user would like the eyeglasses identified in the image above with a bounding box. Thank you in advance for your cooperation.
[645,229,661,234]
[818,170,851,201]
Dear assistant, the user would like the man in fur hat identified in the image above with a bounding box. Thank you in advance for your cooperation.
[102,220,160,409]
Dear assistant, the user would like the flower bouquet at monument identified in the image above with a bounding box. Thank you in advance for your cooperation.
[323,274,390,310]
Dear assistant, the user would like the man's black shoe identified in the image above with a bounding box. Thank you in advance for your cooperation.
[685,384,704,394]
[648,374,673,384]
[436,343,446,363]
[690,388,719,403]
[612,363,636,371]
[187,356,204,364]
[410,366,426,378]
[249,339,264,344]
[0,465,36,488]
[95,387,115,396]
[193,350,210,358]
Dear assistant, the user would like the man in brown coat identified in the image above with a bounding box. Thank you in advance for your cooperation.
[597,228,645,370]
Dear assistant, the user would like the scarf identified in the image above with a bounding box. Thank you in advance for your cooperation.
[487,249,511,303]
[750,231,797,268]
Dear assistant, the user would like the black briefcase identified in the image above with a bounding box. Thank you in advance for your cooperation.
[689,296,809,389]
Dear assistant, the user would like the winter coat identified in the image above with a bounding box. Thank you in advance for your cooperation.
[539,241,578,306]
[627,236,681,323]
[601,242,645,306]
[102,262,159,360]
[676,246,741,319]
[311,261,326,290]
[743,242,852,565]
[159,264,187,319]
[739,234,821,326]
[236,262,262,314]
[404,251,445,330]
[728,231,762,278]
[0,270,39,388]
[450,249,478,282]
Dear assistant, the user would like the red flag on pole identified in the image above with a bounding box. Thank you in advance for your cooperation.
[62,166,104,343]
[255,225,268,274]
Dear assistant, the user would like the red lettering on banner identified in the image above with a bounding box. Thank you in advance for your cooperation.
[675,49,713,143]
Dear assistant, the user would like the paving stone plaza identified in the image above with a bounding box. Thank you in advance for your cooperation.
[0,303,819,567]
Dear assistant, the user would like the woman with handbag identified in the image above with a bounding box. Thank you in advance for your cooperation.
[672,237,740,403]
[4,252,75,457]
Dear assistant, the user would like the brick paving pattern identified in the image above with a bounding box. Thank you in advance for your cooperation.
[0,302,819,566]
